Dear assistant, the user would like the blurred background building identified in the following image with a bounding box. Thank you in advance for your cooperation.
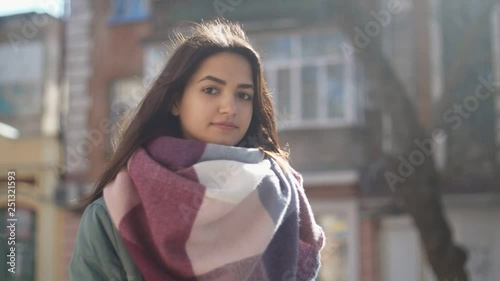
[0,0,499,280]
[0,11,64,281]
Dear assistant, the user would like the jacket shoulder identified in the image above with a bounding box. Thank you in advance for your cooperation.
[69,197,143,281]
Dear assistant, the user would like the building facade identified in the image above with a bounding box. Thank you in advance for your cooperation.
[57,0,151,280]
[58,0,500,280]
[0,12,64,281]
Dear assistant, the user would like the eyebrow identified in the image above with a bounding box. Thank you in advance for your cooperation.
[198,75,254,90]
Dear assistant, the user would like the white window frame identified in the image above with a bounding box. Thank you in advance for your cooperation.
[252,28,358,131]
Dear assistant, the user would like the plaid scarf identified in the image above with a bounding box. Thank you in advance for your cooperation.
[103,136,324,281]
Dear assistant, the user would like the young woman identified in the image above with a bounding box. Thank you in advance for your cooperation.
[69,19,325,281]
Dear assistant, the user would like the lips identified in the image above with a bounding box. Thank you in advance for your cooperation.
[212,121,238,130]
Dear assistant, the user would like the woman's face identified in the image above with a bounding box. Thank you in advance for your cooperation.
[172,52,254,146]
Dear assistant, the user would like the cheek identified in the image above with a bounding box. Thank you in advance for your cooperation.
[184,106,204,125]
[242,105,253,124]
[181,96,205,120]
[247,103,254,118]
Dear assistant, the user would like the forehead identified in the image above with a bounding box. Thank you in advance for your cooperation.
[192,52,253,84]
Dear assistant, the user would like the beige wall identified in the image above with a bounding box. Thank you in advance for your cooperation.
[280,127,365,172]
[0,136,62,280]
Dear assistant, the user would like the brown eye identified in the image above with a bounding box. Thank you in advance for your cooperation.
[239,92,253,101]
[203,87,219,95]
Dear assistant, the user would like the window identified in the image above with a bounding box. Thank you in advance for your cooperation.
[317,213,349,280]
[109,0,150,24]
[312,200,359,281]
[109,77,144,124]
[0,42,43,137]
[107,77,144,152]
[251,30,357,129]
[0,83,41,116]
[0,43,43,116]
[0,208,36,281]
[143,44,169,86]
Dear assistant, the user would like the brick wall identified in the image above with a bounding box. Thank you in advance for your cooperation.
[360,217,379,281]
[88,0,151,182]
[64,0,93,178]
[60,212,82,281]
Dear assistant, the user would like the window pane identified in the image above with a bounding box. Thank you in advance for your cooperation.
[16,240,35,280]
[107,78,143,154]
[302,66,318,120]
[109,78,144,125]
[0,83,41,116]
[318,213,349,281]
[253,36,292,61]
[144,44,168,86]
[277,69,291,119]
[301,32,344,58]
[17,208,35,240]
[110,0,149,23]
[327,64,345,118]
[0,42,44,137]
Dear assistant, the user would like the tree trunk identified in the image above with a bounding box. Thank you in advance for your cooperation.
[333,0,469,280]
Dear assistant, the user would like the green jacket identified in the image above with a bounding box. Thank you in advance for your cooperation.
[69,197,144,281]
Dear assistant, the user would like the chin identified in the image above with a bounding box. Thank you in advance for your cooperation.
[217,140,237,146]
[192,133,241,146]
[208,138,238,146]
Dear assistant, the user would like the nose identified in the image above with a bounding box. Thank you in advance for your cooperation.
[219,93,237,115]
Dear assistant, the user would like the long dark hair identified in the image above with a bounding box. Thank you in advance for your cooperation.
[85,19,290,204]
